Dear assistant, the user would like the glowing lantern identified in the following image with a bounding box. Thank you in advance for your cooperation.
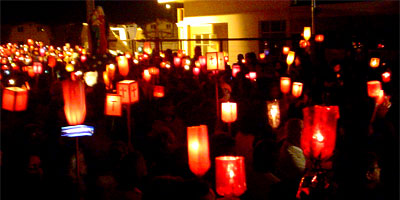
[117,56,129,76]
[315,34,324,42]
[66,64,74,72]
[206,52,225,71]
[267,100,280,129]
[144,42,152,54]
[153,85,165,98]
[106,64,116,80]
[27,66,35,77]
[148,67,159,76]
[301,105,339,160]
[27,39,34,46]
[249,72,256,80]
[221,102,237,123]
[177,50,184,57]
[80,55,87,63]
[62,80,86,125]
[199,56,207,68]
[39,48,45,56]
[215,156,247,197]
[283,47,290,55]
[165,63,171,69]
[117,80,139,104]
[381,72,390,83]
[187,125,210,177]
[83,71,98,87]
[375,90,385,105]
[232,64,241,78]
[160,61,166,68]
[292,82,303,98]
[195,60,200,68]
[184,65,190,70]
[241,59,246,64]
[303,27,311,41]
[280,77,291,94]
[299,40,310,48]
[103,72,112,90]
[367,81,382,98]
[105,94,122,116]
[224,56,229,62]
[259,53,265,60]
[369,58,380,68]
[125,52,131,59]
[32,62,43,74]
[286,51,295,66]
[193,67,200,76]
[142,69,151,82]
[2,87,28,111]
[174,57,181,67]
[48,56,56,68]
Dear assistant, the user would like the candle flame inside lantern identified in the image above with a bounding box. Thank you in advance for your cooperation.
[313,131,324,142]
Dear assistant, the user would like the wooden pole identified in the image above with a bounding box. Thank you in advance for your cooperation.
[75,137,80,180]
[127,103,132,149]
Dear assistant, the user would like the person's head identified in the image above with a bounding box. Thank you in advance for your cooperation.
[237,54,244,62]
[285,118,303,146]
[26,155,43,177]
[194,46,202,57]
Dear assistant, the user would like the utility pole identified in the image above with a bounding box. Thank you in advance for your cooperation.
[311,0,316,34]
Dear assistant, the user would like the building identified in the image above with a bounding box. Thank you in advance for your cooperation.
[158,0,398,62]
[7,22,52,45]
[143,18,179,51]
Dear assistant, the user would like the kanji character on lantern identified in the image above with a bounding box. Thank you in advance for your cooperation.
[117,80,139,104]
[105,94,122,116]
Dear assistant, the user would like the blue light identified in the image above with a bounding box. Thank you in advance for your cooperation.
[4,70,10,75]
[45,70,49,74]
[264,50,270,55]
[61,125,94,137]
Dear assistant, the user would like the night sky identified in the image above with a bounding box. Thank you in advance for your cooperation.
[1,0,175,26]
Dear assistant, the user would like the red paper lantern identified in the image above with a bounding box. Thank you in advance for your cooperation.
[381,72,390,83]
[33,62,43,74]
[187,125,210,177]
[367,81,382,98]
[142,69,151,82]
[215,156,247,197]
[232,64,241,78]
[106,64,116,81]
[105,94,122,116]
[199,56,207,68]
[173,57,181,67]
[292,82,303,98]
[369,58,380,68]
[301,105,339,160]
[26,66,35,77]
[375,90,385,105]
[224,56,229,62]
[259,53,265,59]
[299,40,310,48]
[117,56,129,76]
[193,67,200,76]
[39,48,45,56]
[280,77,291,94]
[282,46,290,55]
[62,80,86,125]
[148,67,159,76]
[117,80,139,104]
[80,55,87,63]
[153,85,165,98]
[2,87,28,111]
[267,100,280,129]
[249,72,256,80]
[48,56,56,68]
[206,52,225,71]
[315,34,324,42]
[221,102,237,123]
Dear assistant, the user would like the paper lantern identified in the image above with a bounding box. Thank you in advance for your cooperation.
[301,105,339,160]
[195,60,200,68]
[292,82,303,98]
[303,27,311,41]
[48,56,56,68]
[66,64,74,72]
[105,94,122,116]
[232,64,241,77]
[249,72,256,80]
[224,56,229,62]
[173,57,181,67]
[142,69,151,82]
[84,71,98,87]
[381,72,390,83]
[2,87,28,111]
[286,51,295,66]
[27,66,35,77]
[27,39,34,46]
[367,81,382,98]
[283,46,290,55]
[148,67,159,76]
[117,56,129,76]
[62,80,86,125]
[199,56,207,68]
[106,64,116,80]
[117,80,139,104]
[267,100,280,129]
[39,48,45,56]
[315,34,324,42]
[187,125,210,177]
[369,58,380,68]
[80,55,87,63]
[259,53,265,60]
[103,71,112,90]
[193,67,200,76]
[215,156,247,197]
[375,90,385,105]
[144,42,152,54]
[177,50,184,57]
[280,77,291,94]
[153,85,165,98]
[160,61,166,68]
[206,52,225,71]
[299,40,310,48]
[33,62,43,74]
[221,102,237,123]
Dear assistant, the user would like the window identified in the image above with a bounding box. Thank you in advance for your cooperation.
[166,24,171,29]
[17,27,24,32]
[193,34,216,54]
[260,20,286,54]
[151,24,156,30]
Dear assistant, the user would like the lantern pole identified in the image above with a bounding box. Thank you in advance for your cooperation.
[215,71,220,128]
[228,122,232,136]
[370,103,379,124]
[76,137,80,181]
[311,0,316,35]
[127,103,132,149]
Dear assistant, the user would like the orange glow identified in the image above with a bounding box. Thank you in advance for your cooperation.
[48,56,56,68]
[125,52,131,59]
[381,72,390,83]
[303,27,311,41]
[299,40,310,48]
[62,80,86,125]
[241,59,246,64]
[195,60,200,68]
[66,64,74,72]
[105,94,122,116]
[117,80,139,104]
[232,64,240,77]
[143,69,151,82]
[221,102,237,123]
[117,56,129,76]
[224,56,229,62]
[160,61,166,68]
[313,131,324,142]
[267,100,280,129]
[33,62,43,74]
[259,53,265,59]
[106,64,116,80]
[215,156,246,197]
[369,58,380,68]
[292,82,303,98]
[286,51,295,66]
[367,81,382,98]
[103,72,112,90]
[315,34,324,42]
[148,67,160,75]
[2,87,28,111]
[27,39,34,46]
[80,55,87,62]
[174,56,181,67]
[153,85,165,98]
[187,125,210,177]
[280,77,291,94]
[199,56,207,68]
[206,52,225,71]
[375,90,385,105]
[193,67,200,76]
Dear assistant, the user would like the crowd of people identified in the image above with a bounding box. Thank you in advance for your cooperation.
[1,42,398,200]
